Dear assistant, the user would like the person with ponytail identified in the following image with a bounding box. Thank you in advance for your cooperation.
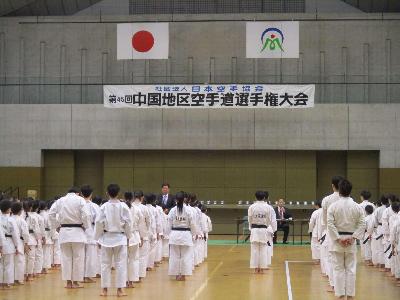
[23,200,40,281]
[167,192,196,281]
[32,200,45,277]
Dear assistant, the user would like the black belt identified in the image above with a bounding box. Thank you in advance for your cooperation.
[251,224,268,229]
[45,228,50,231]
[5,234,12,238]
[338,232,354,235]
[172,227,190,231]
[104,230,124,234]
[378,223,382,226]
[20,236,24,241]
[61,224,83,228]
[92,222,95,226]
[29,229,34,234]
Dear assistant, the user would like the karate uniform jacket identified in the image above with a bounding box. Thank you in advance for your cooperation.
[0,213,19,255]
[167,205,196,246]
[248,201,277,244]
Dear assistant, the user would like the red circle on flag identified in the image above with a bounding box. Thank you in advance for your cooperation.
[131,30,154,52]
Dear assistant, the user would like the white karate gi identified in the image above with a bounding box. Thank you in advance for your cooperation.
[203,214,212,259]
[25,211,40,275]
[161,210,170,258]
[390,216,400,279]
[248,201,277,269]
[84,200,100,278]
[52,231,61,265]
[40,210,54,270]
[146,204,159,269]
[95,200,132,288]
[359,200,376,215]
[133,200,151,278]
[167,205,196,276]
[367,205,387,266]
[33,212,45,274]
[327,196,365,298]
[127,203,142,282]
[321,191,340,287]
[0,213,19,284]
[388,213,399,275]
[12,214,29,281]
[382,207,396,268]
[362,214,374,261]
[192,206,205,266]
[155,205,164,263]
[48,193,91,282]
[309,208,322,260]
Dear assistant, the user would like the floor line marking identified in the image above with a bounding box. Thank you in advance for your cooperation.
[189,261,223,300]
[285,261,314,300]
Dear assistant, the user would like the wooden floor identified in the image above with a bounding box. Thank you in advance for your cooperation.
[2,245,399,300]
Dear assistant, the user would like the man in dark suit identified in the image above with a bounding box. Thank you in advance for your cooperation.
[157,183,175,211]
[273,198,292,244]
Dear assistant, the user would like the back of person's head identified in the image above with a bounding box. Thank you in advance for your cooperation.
[124,192,133,201]
[68,186,80,194]
[255,190,266,201]
[11,201,23,215]
[201,205,207,213]
[38,200,47,212]
[365,205,374,215]
[315,199,322,208]
[32,200,40,212]
[92,196,102,206]
[101,198,108,205]
[144,193,155,205]
[189,193,197,206]
[23,200,33,213]
[332,175,345,190]
[0,199,12,213]
[263,191,269,200]
[338,179,352,197]
[381,194,390,206]
[391,201,400,213]
[80,185,93,198]
[134,190,143,199]
[107,183,120,199]
[360,190,371,201]
[47,200,55,209]
[175,191,185,213]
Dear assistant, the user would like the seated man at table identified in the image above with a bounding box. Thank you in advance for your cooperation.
[273,199,292,244]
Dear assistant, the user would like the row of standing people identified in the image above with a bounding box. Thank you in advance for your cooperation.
[308,177,366,299]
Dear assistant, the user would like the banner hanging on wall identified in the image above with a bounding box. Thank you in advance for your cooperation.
[104,84,314,108]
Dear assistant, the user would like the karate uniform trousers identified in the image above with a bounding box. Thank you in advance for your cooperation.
[127,244,140,282]
[168,245,193,276]
[60,242,85,281]
[155,239,163,263]
[34,239,43,274]
[311,237,321,260]
[162,237,169,258]
[14,238,26,282]
[25,233,37,275]
[331,248,357,297]
[0,237,15,284]
[43,243,52,269]
[249,228,271,269]
[364,239,372,261]
[85,243,98,278]
[53,238,61,265]
[147,238,156,268]
[101,245,127,288]
[139,239,149,278]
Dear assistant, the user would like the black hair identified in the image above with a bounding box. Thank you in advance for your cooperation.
[263,191,269,200]
[107,183,120,198]
[68,186,80,194]
[381,194,390,206]
[315,199,322,208]
[161,183,170,188]
[332,175,345,190]
[189,193,198,207]
[23,200,33,213]
[92,196,102,206]
[124,192,133,208]
[365,205,374,215]
[255,190,266,201]
[47,200,55,209]
[201,205,207,213]
[134,190,144,199]
[32,200,40,212]
[175,191,184,214]
[144,193,156,205]
[38,200,47,213]
[391,201,400,213]
[338,179,352,197]
[101,198,108,205]
[11,202,23,215]
[0,199,12,213]
[81,184,93,198]
[360,190,371,200]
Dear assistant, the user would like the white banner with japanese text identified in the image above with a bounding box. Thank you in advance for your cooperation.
[104,84,315,108]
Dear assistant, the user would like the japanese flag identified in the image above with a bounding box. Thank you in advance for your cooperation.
[117,23,169,60]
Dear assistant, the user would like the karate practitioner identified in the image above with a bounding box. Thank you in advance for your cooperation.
[309,200,322,264]
[95,183,132,297]
[363,205,375,266]
[0,199,19,288]
[321,175,344,292]
[23,200,40,281]
[11,202,30,285]
[248,191,277,273]
[201,206,212,260]
[124,191,142,288]
[81,185,100,283]
[145,193,159,271]
[358,190,375,214]
[132,191,151,280]
[382,195,398,272]
[39,201,53,274]
[48,187,91,289]
[47,200,61,269]
[32,200,45,277]
[387,201,399,278]
[327,179,365,300]
[167,192,196,281]
[390,207,400,285]
[161,207,170,260]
